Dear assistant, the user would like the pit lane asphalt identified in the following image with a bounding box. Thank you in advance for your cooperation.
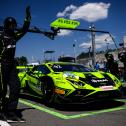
[4,83,126,126]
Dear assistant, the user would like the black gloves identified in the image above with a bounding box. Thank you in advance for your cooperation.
[26,6,31,21]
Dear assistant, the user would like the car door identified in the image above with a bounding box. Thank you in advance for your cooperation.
[27,65,50,95]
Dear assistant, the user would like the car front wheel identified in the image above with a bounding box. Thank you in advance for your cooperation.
[41,79,55,105]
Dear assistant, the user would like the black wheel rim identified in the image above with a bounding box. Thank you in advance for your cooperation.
[42,81,54,102]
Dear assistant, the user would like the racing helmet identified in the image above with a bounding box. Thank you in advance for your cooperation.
[118,51,126,62]
[105,52,114,61]
[4,17,17,30]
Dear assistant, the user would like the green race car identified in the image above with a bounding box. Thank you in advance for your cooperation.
[18,62,123,104]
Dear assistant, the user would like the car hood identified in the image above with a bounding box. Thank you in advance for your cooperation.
[62,71,108,79]
[61,71,117,86]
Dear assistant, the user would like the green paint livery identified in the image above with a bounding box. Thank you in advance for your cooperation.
[18,62,123,104]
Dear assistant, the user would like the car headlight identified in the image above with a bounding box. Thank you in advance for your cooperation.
[63,72,79,80]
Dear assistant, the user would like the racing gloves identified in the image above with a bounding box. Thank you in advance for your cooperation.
[25,6,31,21]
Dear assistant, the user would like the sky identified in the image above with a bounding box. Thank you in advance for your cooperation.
[0,0,126,63]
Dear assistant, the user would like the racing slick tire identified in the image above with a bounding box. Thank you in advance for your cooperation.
[41,78,55,105]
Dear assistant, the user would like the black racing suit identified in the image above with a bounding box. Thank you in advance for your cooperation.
[123,62,126,81]
[106,60,120,79]
[0,19,30,112]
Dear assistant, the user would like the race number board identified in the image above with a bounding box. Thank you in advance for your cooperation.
[51,18,80,29]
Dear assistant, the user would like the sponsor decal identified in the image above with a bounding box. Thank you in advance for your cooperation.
[6,44,16,49]
[91,79,108,83]
[100,85,114,91]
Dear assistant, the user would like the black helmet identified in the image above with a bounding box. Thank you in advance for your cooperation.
[4,17,17,30]
[118,51,126,62]
[105,52,114,60]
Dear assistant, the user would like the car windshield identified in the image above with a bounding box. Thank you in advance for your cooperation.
[50,64,95,72]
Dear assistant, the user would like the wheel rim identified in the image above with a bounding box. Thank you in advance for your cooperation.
[42,81,54,103]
